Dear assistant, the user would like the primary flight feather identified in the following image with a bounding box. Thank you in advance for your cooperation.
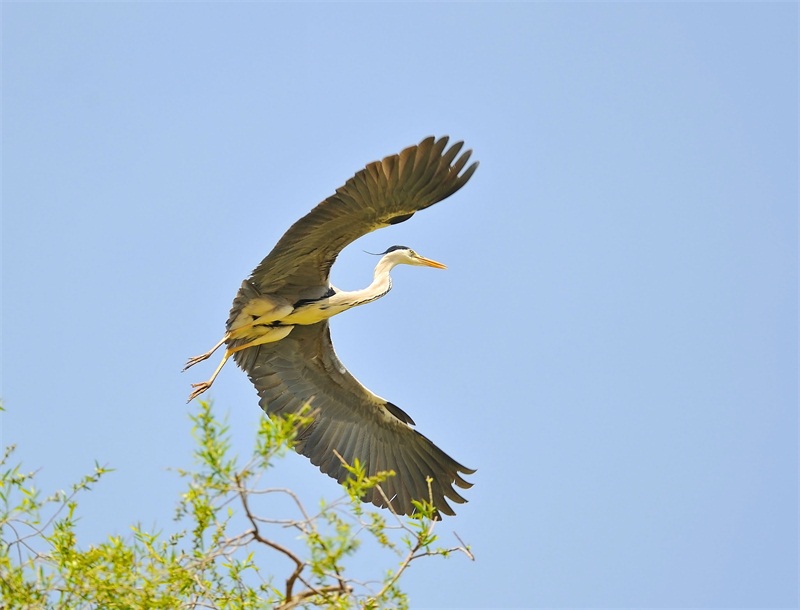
[185,136,478,516]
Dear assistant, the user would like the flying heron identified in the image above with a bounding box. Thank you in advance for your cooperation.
[185,136,478,516]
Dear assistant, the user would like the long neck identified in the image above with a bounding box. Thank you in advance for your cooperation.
[329,257,395,309]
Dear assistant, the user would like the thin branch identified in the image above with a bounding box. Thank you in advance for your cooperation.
[275,582,352,610]
[367,520,434,604]
[234,472,308,603]
[453,530,475,561]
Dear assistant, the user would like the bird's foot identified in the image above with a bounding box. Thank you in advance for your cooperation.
[183,353,210,372]
[187,381,211,403]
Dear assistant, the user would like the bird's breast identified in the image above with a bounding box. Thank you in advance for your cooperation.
[283,300,347,325]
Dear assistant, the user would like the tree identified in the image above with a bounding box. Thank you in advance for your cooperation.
[0,401,473,609]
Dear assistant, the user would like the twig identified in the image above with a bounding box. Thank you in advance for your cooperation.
[453,531,475,561]
[275,583,352,610]
[234,473,307,601]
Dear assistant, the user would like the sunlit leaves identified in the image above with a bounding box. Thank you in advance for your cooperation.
[0,400,473,608]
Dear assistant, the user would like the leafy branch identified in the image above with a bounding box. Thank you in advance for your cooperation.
[0,401,473,609]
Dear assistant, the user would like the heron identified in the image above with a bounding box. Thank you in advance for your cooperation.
[185,136,478,517]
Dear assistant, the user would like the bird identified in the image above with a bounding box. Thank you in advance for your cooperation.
[184,136,478,517]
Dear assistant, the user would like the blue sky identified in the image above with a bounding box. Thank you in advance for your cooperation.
[2,3,797,608]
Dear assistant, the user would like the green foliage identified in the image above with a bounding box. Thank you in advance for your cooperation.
[0,401,473,609]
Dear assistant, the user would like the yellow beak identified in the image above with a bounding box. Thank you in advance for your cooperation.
[417,255,447,270]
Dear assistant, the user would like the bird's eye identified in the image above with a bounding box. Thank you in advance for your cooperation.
[408,249,417,257]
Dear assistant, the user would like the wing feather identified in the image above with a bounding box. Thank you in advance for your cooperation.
[235,322,474,517]
[380,443,402,510]
[386,440,418,513]
[224,137,478,517]
[243,136,478,297]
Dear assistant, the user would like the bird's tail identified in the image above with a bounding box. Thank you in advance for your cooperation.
[226,279,262,331]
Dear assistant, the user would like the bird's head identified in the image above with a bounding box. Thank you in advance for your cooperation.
[377,245,447,270]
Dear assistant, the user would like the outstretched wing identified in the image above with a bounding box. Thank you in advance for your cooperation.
[233,321,475,517]
[246,136,478,298]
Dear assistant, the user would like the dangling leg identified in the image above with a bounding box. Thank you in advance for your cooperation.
[185,295,294,373]
[187,348,233,402]
[183,334,230,371]
[186,324,294,402]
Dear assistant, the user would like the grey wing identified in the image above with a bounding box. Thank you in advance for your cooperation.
[233,322,475,517]
[247,136,478,296]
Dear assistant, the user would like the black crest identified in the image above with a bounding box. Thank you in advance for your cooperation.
[381,245,411,254]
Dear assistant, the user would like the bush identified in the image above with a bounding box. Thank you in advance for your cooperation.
[0,401,473,609]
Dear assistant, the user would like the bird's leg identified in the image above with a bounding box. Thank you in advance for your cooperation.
[186,341,264,402]
[183,334,230,371]
[186,325,295,402]
[187,348,233,402]
[183,306,283,373]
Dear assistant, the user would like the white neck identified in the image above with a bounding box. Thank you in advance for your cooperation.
[329,255,396,309]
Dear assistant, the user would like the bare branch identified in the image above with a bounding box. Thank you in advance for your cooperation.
[235,472,309,603]
[275,582,352,610]
[453,530,475,561]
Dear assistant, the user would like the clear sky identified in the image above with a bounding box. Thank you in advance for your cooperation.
[2,3,797,608]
